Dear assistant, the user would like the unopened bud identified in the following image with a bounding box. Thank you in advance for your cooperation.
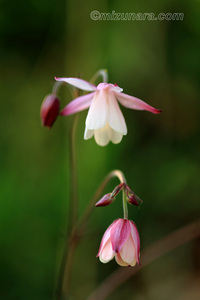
[127,193,143,206]
[40,94,60,128]
[95,193,114,207]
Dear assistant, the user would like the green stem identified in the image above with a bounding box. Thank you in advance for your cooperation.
[52,81,63,95]
[56,114,79,300]
[90,69,108,84]
[69,114,79,229]
[122,188,128,219]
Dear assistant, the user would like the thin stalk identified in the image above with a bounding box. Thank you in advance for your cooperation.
[56,114,79,300]
[90,69,108,84]
[122,188,128,219]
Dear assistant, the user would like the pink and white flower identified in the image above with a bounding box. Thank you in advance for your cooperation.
[55,77,161,146]
[97,218,140,267]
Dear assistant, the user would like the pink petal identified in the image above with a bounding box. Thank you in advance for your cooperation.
[55,77,97,91]
[60,93,95,116]
[97,220,119,257]
[110,219,131,253]
[115,92,162,114]
[130,221,140,265]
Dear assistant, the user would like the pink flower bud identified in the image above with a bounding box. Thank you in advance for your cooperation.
[97,219,140,266]
[127,194,139,206]
[40,94,60,128]
[95,193,114,207]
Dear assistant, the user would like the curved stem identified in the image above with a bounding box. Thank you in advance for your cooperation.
[86,218,200,300]
[90,69,108,84]
[77,170,126,231]
[52,81,63,95]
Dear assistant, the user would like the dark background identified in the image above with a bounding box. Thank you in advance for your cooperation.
[0,0,200,299]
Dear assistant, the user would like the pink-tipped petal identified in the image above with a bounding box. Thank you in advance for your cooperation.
[60,93,95,116]
[120,235,137,266]
[110,219,131,253]
[116,92,162,114]
[55,77,97,91]
[97,220,119,257]
[130,221,140,265]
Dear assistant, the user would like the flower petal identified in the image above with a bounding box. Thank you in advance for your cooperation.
[84,128,94,140]
[97,220,119,257]
[108,92,127,135]
[94,124,110,146]
[55,77,97,91]
[116,92,162,114]
[120,235,136,266]
[85,90,108,130]
[109,129,123,144]
[130,221,140,265]
[99,239,115,263]
[110,219,131,253]
[61,93,95,116]
[115,253,129,266]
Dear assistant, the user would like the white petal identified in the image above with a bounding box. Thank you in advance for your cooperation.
[84,128,94,140]
[110,129,123,144]
[55,77,97,91]
[94,124,110,146]
[85,90,108,130]
[120,236,136,266]
[99,239,115,263]
[94,124,123,146]
[108,92,127,135]
[115,253,129,266]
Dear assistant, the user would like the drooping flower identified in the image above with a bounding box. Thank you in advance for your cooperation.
[97,218,140,266]
[40,94,60,128]
[55,77,162,146]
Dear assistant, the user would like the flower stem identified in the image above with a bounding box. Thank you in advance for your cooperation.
[90,69,108,84]
[56,114,79,300]
[52,81,63,95]
[122,188,128,219]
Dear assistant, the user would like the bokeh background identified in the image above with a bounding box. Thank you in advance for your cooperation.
[0,0,200,299]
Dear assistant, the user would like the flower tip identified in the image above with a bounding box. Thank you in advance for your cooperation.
[40,94,60,128]
[155,108,162,114]
[95,193,113,207]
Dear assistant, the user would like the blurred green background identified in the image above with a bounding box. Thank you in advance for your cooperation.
[0,0,200,299]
